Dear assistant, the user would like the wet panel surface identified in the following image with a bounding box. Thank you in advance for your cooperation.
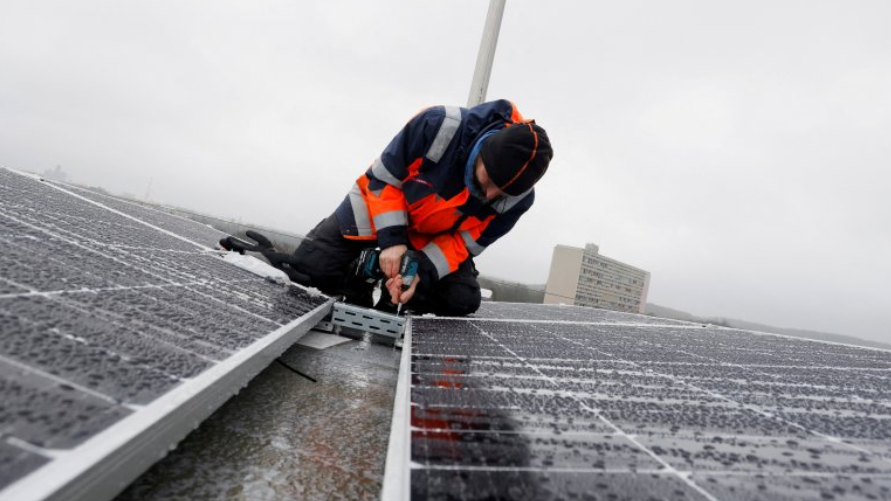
[412,470,712,501]
[473,301,696,326]
[637,435,891,475]
[690,474,891,501]
[413,430,661,470]
[0,168,329,493]
[407,308,891,500]
[0,442,48,491]
[0,359,131,449]
[0,298,186,404]
[47,182,229,247]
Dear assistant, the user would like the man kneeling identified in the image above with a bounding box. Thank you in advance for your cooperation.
[238,100,553,317]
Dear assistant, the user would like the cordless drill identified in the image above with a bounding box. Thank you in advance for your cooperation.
[354,248,419,313]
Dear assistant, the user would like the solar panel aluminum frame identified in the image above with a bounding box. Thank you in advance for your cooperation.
[0,296,336,501]
[380,315,413,501]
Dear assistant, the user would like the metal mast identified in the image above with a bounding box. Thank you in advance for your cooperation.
[467,0,506,107]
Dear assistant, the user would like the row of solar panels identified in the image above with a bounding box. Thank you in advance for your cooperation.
[383,303,891,500]
[6,166,891,500]
[0,169,332,501]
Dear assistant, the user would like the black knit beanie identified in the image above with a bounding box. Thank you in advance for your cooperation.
[479,121,553,196]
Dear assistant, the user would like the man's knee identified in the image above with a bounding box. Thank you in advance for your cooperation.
[290,214,370,297]
[433,281,482,317]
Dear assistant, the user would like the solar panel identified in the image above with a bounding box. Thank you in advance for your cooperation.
[0,168,332,501]
[384,303,891,500]
[44,181,230,247]
[474,301,694,325]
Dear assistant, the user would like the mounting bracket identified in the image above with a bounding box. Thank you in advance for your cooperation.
[330,302,405,339]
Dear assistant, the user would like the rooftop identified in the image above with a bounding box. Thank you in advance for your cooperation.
[2,167,890,500]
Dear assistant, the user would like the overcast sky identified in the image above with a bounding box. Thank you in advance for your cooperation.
[2,1,889,344]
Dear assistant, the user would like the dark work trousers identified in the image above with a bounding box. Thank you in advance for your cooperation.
[288,213,482,317]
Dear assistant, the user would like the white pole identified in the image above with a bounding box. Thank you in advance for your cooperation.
[467,0,506,107]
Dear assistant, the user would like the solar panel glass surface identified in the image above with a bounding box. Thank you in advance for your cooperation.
[45,182,229,247]
[405,304,891,500]
[0,169,329,498]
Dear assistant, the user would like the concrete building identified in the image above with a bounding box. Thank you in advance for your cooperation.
[544,243,650,313]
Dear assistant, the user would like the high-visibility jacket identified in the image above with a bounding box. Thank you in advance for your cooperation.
[334,100,535,282]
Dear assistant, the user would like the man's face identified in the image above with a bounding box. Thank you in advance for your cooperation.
[474,157,506,202]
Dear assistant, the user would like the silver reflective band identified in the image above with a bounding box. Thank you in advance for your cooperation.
[348,184,374,236]
[492,188,533,214]
[460,231,486,256]
[426,106,462,163]
[422,242,451,279]
[371,157,403,188]
[373,210,408,230]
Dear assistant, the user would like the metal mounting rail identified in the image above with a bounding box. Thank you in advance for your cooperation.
[330,302,405,339]
[0,297,335,501]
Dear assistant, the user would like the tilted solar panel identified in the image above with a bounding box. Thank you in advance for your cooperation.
[384,303,891,500]
[0,168,332,501]
[44,181,229,247]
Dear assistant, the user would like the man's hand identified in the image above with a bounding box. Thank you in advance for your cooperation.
[386,274,421,306]
[379,244,408,279]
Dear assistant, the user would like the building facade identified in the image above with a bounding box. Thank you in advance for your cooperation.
[543,243,650,313]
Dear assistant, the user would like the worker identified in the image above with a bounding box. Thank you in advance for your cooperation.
[230,100,553,317]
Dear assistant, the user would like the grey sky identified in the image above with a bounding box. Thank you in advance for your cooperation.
[2,1,889,344]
